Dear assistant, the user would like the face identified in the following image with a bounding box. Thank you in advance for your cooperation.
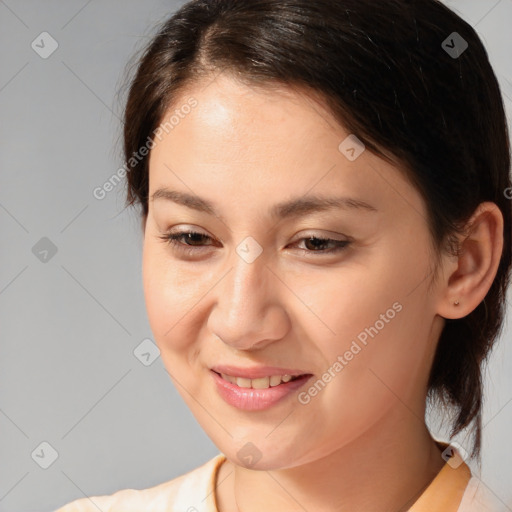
[142,73,446,470]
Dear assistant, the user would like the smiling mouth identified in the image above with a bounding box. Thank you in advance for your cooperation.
[212,371,311,389]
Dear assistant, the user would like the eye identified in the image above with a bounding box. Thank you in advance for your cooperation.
[158,230,351,256]
[158,229,215,256]
[291,235,351,254]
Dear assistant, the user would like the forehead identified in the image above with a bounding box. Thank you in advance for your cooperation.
[155,75,343,160]
[147,74,424,222]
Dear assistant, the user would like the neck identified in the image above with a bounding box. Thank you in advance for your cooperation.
[223,407,445,512]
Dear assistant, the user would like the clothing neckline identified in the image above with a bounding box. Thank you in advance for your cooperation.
[208,441,472,512]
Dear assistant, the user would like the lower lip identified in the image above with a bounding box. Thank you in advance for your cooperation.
[211,370,313,411]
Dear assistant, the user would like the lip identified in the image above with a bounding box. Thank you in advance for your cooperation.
[210,364,310,379]
[210,370,313,411]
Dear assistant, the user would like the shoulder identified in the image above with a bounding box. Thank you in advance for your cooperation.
[53,453,226,512]
[457,476,511,512]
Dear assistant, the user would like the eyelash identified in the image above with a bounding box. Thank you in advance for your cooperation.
[158,230,351,257]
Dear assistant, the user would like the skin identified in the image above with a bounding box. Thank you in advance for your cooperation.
[141,73,504,512]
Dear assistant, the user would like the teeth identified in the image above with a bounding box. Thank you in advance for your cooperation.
[269,375,282,386]
[220,373,299,389]
[220,373,237,385]
[237,377,252,388]
[252,377,270,389]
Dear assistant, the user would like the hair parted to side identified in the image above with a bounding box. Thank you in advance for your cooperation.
[121,0,511,459]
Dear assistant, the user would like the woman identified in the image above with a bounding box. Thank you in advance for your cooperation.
[55,0,511,510]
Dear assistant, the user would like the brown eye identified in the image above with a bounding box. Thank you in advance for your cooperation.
[292,236,351,254]
[158,230,214,255]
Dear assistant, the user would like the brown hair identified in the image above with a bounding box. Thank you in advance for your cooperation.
[120,0,511,458]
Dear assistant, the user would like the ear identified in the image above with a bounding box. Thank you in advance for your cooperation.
[437,202,504,320]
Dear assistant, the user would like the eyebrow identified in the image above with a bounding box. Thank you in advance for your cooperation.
[150,188,378,220]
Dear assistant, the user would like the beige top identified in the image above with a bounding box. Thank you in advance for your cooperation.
[54,447,508,511]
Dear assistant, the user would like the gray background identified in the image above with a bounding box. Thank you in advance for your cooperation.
[0,1,511,511]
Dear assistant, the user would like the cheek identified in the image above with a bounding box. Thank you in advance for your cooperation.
[302,238,433,396]
[142,243,210,402]
[300,254,407,349]
[142,240,197,350]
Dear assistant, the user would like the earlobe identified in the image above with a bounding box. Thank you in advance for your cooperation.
[437,202,504,320]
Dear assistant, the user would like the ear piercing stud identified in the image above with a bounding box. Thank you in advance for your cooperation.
[454,300,460,306]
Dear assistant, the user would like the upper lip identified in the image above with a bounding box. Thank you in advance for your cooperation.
[210,364,312,379]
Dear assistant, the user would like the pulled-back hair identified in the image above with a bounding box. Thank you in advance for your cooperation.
[120,0,512,458]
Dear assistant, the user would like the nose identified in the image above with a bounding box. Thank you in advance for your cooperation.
[208,252,290,352]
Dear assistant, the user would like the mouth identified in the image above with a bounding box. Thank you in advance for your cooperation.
[211,370,310,389]
[210,369,314,411]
